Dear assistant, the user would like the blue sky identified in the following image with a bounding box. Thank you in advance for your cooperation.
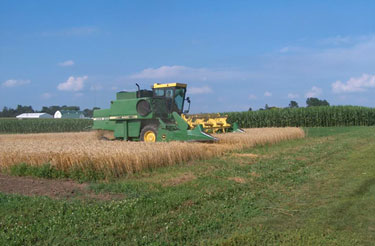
[1,1,375,113]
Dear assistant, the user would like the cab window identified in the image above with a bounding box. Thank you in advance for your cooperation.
[154,89,164,96]
[174,88,185,112]
[165,89,173,98]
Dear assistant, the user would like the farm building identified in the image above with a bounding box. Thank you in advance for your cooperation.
[16,113,53,119]
[54,110,85,119]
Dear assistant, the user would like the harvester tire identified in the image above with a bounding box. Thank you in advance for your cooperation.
[140,125,158,142]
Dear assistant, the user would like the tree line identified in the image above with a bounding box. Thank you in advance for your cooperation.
[0,105,100,118]
[0,97,331,117]
[249,97,330,111]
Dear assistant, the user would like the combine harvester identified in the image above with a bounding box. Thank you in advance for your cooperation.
[93,83,243,142]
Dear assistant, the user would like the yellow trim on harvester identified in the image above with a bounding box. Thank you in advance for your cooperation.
[152,83,187,88]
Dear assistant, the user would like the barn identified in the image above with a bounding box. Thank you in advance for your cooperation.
[54,110,85,119]
[16,113,53,119]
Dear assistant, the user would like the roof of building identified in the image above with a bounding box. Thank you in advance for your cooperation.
[16,113,52,118]
[58,110,84,115]
[54,110,85,119]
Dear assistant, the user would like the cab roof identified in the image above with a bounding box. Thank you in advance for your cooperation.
[152,83,187,89]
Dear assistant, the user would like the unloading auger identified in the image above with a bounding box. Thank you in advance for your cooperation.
[92,83,243,142]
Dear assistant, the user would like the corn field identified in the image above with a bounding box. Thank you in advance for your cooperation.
[0,128,304,177]
[227,106,375,128]
[0,118,93,133]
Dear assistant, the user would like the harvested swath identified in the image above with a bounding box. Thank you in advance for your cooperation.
[0,128,304,177]
[213,127,305,149]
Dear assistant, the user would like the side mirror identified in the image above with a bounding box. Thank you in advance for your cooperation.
[184,97,191,114]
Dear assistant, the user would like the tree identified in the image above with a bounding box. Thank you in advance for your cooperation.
[289,100,299,108]
[83,107,100,118]
[0,105,93,118]
[248,107,252,111]
[62,105,80,111]
[16,105,34,114]
[306,97,330,107]
[0,105,34,117]
[41,106,61,115]
[40,105,81,115]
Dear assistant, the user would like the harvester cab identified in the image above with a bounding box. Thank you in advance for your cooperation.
[152,83,189,115]
[92,82,242,142]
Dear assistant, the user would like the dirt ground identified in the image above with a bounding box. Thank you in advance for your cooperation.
[0,173,124,200]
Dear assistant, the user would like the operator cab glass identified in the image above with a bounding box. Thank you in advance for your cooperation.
[174,88,185,112]
[154,89,165,97]
[152,83,187,114]
[165,88,173,98]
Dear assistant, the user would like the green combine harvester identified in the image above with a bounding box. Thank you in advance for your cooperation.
[93,83,242,142]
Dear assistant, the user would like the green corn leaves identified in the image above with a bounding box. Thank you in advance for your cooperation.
[0,119,93,134]
[226,106,375,128]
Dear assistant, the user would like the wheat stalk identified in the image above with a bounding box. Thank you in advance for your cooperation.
[0,128,304,176]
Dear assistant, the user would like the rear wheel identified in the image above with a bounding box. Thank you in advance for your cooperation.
[140,125,158,142]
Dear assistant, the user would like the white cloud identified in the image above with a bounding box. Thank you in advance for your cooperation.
[248,94,257,100]
[57,76,87,91]
[189,86,213,94]
[131,65,185,79]
[332,74,375,93]
[264,91,272,97]
[130,65,246,81]
[2,79,30,87]
[269,35,375,81]
[58,60,74,67]
[41,92,52,99]
[287,93,299,99]
[305,86,322,98]
[319,35,351,46]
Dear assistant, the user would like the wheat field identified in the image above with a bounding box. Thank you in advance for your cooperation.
[0,128,304,177]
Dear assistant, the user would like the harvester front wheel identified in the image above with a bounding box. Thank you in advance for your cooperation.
[140,125,158,143]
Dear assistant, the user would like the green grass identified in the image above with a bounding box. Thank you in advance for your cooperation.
[1,126,375,245]
[8,163,66,179]
[7,163,106,182]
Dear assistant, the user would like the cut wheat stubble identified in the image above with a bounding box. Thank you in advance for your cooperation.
[0,128,304,176]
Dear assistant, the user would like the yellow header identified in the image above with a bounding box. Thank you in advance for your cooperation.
[152,83,187,89]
